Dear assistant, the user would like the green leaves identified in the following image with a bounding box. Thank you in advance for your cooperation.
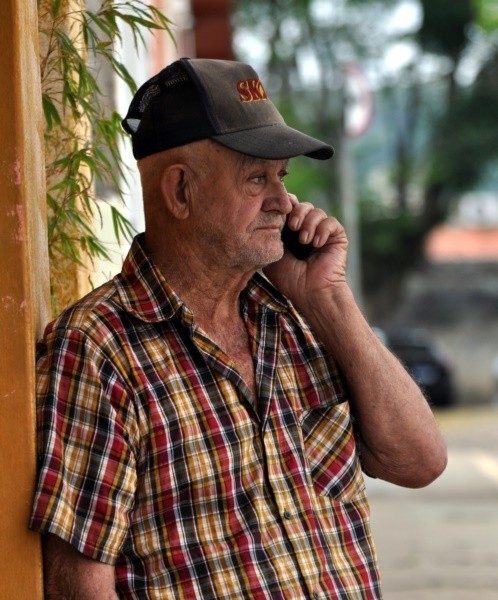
[83,1,173,57]
[40,0,172,305]
[42,94,61,131]
[418,0,475,59]
[475,0,498,33]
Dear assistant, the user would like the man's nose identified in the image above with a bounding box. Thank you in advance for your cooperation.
[264,182,293,214]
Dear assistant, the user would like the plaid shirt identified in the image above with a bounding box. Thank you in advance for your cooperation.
[31,234,381,599]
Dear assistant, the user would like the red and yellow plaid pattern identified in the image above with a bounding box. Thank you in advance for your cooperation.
[31,234,381,599]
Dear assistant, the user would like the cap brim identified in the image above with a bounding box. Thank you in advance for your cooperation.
[212,123,334,161]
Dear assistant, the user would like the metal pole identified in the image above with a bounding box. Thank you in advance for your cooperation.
[339,133,363,309]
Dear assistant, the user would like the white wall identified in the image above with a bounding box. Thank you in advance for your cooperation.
[94,0,194,286]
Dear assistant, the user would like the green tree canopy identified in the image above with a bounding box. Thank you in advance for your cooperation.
[234,0,498,317]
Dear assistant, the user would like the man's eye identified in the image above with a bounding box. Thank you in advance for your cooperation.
[250,176,265,184]
[280,170,289,182]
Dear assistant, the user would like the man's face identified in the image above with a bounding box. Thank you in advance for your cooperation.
[189,142,292,271]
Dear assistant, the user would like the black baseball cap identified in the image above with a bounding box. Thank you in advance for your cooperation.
[122,57,334,161]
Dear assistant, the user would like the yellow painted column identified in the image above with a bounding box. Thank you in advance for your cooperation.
[0,0,49,596]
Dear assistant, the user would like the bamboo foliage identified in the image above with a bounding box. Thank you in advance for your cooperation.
[38,0,172,313]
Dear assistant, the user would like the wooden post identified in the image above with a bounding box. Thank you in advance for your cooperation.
[0,0,49,596]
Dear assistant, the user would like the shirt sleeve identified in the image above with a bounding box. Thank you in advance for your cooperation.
[30,326,138,565]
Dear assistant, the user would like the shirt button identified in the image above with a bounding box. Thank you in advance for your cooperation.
[283,509,292,520]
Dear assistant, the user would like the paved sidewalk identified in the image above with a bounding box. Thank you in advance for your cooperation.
[366,407,498,600]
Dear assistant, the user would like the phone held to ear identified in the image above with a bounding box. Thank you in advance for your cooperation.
[281,217,314,260]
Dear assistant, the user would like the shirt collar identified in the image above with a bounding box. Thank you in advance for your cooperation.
[116,234,291,323]
[116,234,186,323]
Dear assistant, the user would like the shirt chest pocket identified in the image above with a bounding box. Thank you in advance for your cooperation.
[300,401,365,503]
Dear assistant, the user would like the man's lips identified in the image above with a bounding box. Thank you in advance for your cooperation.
[255,220,285,232]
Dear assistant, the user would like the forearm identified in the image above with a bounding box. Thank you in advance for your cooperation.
[263,199,446,486]
[301,284,447,488]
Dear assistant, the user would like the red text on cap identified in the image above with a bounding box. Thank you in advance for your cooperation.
[236,79,269,103]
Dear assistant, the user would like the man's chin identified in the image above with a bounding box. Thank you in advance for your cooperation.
[235,239,284,270]
[258,244,285,268]
[268,247,285,264]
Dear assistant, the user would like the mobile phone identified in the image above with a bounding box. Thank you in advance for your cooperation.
[281,218,314,260]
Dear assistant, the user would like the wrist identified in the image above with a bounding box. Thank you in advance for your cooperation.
[299,282,371,353]
[301,281,356,323]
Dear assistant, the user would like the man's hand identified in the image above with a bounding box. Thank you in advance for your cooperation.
[264,194,349,308]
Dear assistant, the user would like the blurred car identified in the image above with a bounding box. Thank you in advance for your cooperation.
[382,328,456,408]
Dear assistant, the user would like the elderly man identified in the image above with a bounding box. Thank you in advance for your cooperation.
[31,58,446,599]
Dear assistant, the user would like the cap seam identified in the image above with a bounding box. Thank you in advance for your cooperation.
[180,58,222,135]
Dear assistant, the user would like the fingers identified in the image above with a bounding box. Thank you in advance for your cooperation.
[286,198,345,250]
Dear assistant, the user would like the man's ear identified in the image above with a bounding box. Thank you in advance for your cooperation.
[159,164,191,220]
